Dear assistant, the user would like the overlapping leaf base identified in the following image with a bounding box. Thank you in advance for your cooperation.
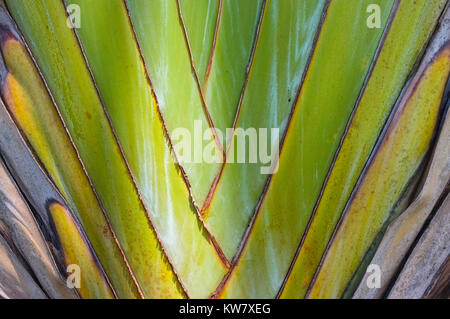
[0,0,448,299]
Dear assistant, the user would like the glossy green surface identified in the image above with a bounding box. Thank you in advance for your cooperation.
[204,0,328,260]
[66,0,227,298]
[308,45,450,298]
[219,0,394,298]
[202,0,264,134]
[126,0,222,206]
[281,0,447,299]
[1,0,447,299]
[179,0,219,84]
[6,0,184,298]
[1,34,140,298]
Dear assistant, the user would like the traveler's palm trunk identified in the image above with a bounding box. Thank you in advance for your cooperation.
[0,0,448,299]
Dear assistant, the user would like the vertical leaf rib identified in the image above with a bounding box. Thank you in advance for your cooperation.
[5,0,185,298]
[0,17,144,297]
[176,0,224,155]
[352,7,450,298]
[0,98,115,299]
[205,0,329,262]
[201,0,266,212]
[126,0,223,207]
[280,0,447,299]
[204,0,223,86]
[178,0,220,86]
[307,43,450,299]
[217,0,394,298]
[122,0,230,268]
[65,0,228,297]
[202,0,265,137]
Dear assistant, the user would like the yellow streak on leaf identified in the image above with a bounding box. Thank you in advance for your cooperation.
[309,46,450,299]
